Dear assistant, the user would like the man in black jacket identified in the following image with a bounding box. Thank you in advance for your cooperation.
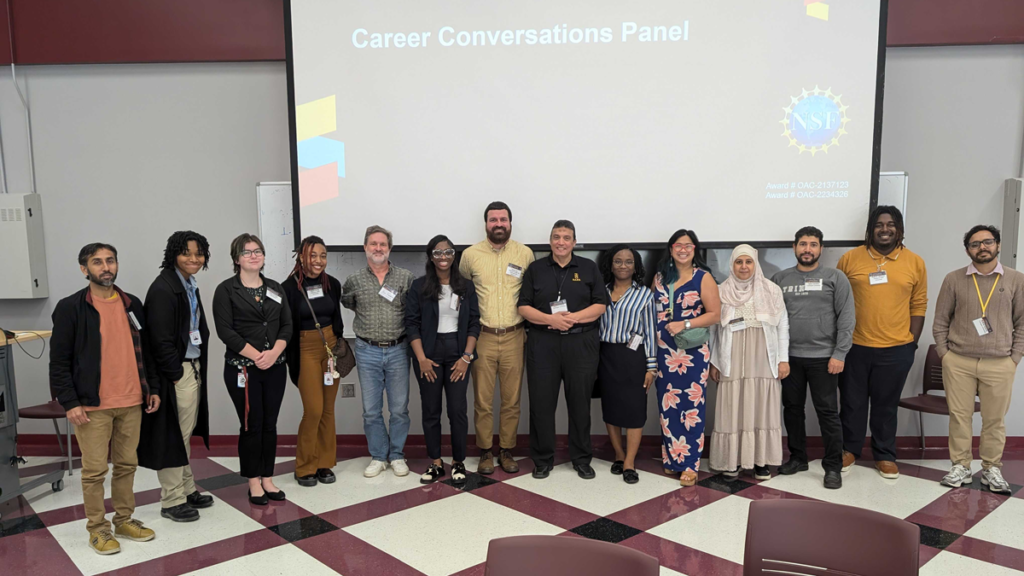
[140,231,214,522]
[50,243,160,556]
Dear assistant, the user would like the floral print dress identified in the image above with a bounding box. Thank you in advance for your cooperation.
[654,269,710,474]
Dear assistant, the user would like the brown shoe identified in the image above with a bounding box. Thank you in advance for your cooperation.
[875,460,899,479]
[478,450,495,475]
[499,449,519,473]
[679,470,697,487]
[842,451,856,473]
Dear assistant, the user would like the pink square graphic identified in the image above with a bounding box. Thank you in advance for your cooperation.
[298,162,339,207]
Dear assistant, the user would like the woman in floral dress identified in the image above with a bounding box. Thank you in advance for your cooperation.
[654,229,721,486]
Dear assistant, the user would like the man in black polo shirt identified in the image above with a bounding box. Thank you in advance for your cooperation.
[518,220,608,479]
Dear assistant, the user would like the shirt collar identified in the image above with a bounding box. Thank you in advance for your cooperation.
[175,268,198,291]
[967,261,1003,276]
[548,254,577,269]
[867,245,902,262]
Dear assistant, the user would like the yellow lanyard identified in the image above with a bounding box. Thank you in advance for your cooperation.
[972,273,1000,318]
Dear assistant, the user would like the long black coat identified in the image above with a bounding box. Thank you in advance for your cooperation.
[138,267,210,471]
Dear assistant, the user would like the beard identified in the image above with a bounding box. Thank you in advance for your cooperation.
[798,252,820,267]
[368,252,388,265]
[487,225,510,245]
[971,249,999,264]
[87,271,116,287]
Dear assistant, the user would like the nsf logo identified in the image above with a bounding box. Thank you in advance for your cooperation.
[780,86,849,156]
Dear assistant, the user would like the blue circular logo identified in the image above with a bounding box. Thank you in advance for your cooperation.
[780,87,849,156]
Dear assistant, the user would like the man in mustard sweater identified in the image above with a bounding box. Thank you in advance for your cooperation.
[933,225,1023,494]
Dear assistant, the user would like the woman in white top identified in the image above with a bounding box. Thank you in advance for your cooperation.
[709,244,790,480]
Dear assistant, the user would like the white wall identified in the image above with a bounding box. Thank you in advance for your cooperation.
[3,44,1024,441]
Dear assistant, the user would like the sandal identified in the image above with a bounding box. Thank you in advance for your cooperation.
[679,470,697,487]
[420,463,445,484]
[664,468,678,476]
[451,462,468,487]
[622,469,640,484]
[611,461,624,475]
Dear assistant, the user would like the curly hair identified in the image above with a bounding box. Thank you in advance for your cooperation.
[600,244,645,286]
[159,231,210,271]
[288,235,331,293]
[865,206,905,248]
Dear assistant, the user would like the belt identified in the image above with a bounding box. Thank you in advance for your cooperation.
[528,323,597,335]
[480,323,524,335]
[358,335,406,348]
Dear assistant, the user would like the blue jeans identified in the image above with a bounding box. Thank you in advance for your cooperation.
[353,338,411,462]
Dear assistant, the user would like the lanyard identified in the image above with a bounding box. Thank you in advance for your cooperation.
[551,261,571,300]
[186,286,199,332]
[867,246,900,271]
[972,273,1000,318]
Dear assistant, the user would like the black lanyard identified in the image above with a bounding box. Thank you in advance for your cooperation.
[551,261,571,300]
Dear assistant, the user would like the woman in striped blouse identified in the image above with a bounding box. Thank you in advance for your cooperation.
[596,244,658,484]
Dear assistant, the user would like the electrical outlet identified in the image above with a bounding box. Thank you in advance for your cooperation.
[341,383,355,398]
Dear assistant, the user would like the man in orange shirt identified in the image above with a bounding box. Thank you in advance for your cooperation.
[50,243,161,555]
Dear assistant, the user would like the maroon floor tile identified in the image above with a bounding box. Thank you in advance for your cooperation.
[606,485,730,532]
[735,483,818,502]
[296,528,427,576]
[996,460,1024,486]
[919,543,943,567]
[945,535,1024,572]
[620,531,743,576]
[187,457,234,481]
[0,493,37,521]
[211,485,315,527]
[470,482,600,530]
[316,482,459,530]
[906,487,1006,534]
[95,525,288,576]
[272,459,297,477]
[449,562,487,576]
[19,458,80,478]
[0,525,79,575]
[36,487,163,528]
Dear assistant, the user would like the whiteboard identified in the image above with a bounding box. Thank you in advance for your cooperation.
[878,171,909,226]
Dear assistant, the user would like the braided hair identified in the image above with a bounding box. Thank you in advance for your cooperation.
[288,235,331,293]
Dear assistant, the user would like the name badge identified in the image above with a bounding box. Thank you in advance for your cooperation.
[506,263,523,279]
[450,293,461,311]
[550,299,569,314]
[127,311,142,330]
[266,289,283,304]
[973,317,993,337]
[804,279,823,292]
[324,372,335,386]
[379,284,398,302]
[729,318,746,332]
[869,271,888,286]
[627,333,642,351]
[237,370,246,388]
[189,330,202,345]
[306,286,324,300]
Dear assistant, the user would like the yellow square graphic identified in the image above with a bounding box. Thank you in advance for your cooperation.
[806,2,829,21]
[297,95,337,141]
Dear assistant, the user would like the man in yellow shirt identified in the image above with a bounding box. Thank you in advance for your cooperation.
[459,202,535,474]
[836,206,927,479]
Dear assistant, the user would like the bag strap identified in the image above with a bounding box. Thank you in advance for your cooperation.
[297,277,332,355]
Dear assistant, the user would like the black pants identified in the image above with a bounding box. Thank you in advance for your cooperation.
[839,343,916,462]
[526,328,600,467]
[224,362,287,478]
[415,333,469,462]
[783,356,843,472]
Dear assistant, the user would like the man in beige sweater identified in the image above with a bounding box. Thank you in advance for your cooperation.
[933,225,1024,494]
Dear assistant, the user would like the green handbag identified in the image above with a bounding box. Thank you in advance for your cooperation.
[669,275,711,350]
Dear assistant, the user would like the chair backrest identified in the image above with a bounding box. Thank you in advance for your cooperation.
[743,499,919,576]
[485,535,660,576]
[922,344,944,393]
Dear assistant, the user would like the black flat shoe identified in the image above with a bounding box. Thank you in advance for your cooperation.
[420,463,446,484]
[451,462,468,487]
[296,473,318,487]
[265,489,286,501]
[779,459,809,475]
[622,469,640,484]
[573,463,596,480]
[532,465,552,479]
[248,490,268,506]
[610,460,624,475]
[823,470,843,490]
[316,468,336,484]
[186,491,214,509]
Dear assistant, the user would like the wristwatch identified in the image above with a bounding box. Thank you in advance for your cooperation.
[684,320,692,330]
[461,352,474,363]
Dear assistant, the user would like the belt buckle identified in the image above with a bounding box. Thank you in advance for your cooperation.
[377,341,392,348]
[495,327,507,335]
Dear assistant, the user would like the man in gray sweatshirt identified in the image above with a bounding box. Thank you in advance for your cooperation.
[770,226,855,489]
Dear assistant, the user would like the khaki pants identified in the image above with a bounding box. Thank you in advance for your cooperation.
[942,350,1017,469]
[158,361,201,507]
[471,329,525,451]
[296,327,340,477]
[75,405,142,534]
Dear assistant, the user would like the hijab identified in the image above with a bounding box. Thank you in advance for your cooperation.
[718,244,785,326]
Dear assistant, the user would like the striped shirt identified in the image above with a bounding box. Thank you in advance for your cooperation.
[599,282,658,371]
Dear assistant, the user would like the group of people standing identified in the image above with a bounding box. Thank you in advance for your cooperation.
[49,201,1023,558]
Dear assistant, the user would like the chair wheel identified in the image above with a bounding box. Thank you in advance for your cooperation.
[52,480,64,492]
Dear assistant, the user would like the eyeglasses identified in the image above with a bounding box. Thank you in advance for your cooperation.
[612,259,635,267]
[431,249,456,258]
[969,239,997,250]
[241,249,264,258]
[672,243,696,252]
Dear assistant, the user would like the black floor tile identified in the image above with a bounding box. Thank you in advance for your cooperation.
[0,514,45,538]
[915,523,962,550]
[698,475,754,495]
[196,472,249,492]
[269,515,339,543]
[570,518,643,544]
[441,471,498,493]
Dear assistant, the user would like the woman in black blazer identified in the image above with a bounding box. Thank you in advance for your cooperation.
[405,234,480,486]
[212,233,293,505]
[281,235,345,488]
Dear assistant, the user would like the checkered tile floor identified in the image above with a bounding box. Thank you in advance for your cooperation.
[3,446,1024,575]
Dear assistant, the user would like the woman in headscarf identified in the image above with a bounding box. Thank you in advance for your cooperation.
[709,244,789,481]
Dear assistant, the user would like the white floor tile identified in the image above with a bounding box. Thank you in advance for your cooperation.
[271,457,420,515]
[964,497,1024,551]
[647,494,750,564]
[182,544,338,576]
[47,494,265,576]
[759,460,951,518]
[921,551,1024,575]
[344,492,562,576]
[504,458,682,516]
[660,567,689,576]
[22,465,164,515]
[208,456,293,474]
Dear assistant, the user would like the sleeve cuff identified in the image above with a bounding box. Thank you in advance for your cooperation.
[831,350,849,362]
[646,358,657,371]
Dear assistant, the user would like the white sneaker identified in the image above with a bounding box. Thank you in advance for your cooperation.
[940,464,972,488]
[981,467,1011,494]
[364,460,388,478]
[391,459,410,477]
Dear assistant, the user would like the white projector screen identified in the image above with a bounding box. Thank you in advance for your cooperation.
[286,0,886,249]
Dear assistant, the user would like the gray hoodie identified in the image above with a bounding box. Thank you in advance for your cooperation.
[770,265,855,361]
